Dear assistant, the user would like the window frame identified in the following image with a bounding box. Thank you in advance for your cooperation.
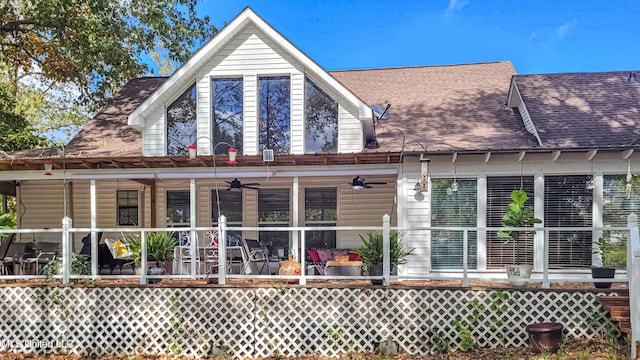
[116,190,139,226]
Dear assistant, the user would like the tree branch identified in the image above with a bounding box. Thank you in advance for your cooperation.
[0,20,40,34]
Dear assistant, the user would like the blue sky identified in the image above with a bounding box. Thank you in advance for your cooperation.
[197,0,640,74]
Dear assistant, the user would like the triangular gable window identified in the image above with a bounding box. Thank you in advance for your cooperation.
[167,84,197,156]
[305,78,338,153]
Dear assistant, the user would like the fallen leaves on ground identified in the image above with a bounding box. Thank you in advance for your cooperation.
[0,338,630,360]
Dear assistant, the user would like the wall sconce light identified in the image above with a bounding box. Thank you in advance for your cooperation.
[43,159,53,176]
[419,154,431,192]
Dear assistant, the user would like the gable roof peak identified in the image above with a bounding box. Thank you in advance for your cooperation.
[128,7,371,127]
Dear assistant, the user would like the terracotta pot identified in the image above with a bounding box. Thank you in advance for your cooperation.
[526,322,563,353]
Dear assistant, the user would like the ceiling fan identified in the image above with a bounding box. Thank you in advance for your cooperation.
[350,175,387,190]
[226,178,260,191]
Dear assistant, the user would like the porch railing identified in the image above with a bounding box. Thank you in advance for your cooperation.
[0,214,637,287]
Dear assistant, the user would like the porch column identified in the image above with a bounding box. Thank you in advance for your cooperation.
[190,178,197,278]
[533,172,545,274]
[476,175,487,270]
[90,179,98,276]
[592,173,604,265]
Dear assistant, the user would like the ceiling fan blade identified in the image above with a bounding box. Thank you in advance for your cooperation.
[364,184,373,189]
[243,185,260,190]
[242,183,260,186]
[366,181,387,185]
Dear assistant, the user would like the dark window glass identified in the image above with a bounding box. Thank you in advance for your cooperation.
[431,178,477,269]
[167,84,196,156]
[259,76,290,154]
[117,190,138,226]
[166,190,190,225]
[305,78,338,153]
[212,78,243,154]
[259,188,290,259]
[305,187,337,249]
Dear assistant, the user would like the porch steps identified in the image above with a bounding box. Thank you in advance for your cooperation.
[597,292,631,335]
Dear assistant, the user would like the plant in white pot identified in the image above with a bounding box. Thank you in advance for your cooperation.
[497,189,542,287]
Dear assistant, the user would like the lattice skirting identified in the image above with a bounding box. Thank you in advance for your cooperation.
[0,287,622,358]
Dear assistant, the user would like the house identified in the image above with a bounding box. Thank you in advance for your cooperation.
[0,7,639,280]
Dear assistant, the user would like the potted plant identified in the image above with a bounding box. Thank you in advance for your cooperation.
[497,189,542,287]
[355,230,414,285]
[591,236,625,289]
[125,231,177,282]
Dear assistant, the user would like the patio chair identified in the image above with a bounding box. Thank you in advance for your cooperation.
[241,238,269,275]
[20,243,58,275]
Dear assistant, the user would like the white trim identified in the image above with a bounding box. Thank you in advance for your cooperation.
[129,8,372,127]
[69,167,396,180]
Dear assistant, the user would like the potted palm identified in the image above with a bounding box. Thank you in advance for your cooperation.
[125,231,177,283]
[355,230,414,285]
[497,189,542,287]
[591,236,624,289]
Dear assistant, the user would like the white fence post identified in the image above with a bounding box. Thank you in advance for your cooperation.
[628,213,639,359]
[139,231,147,285]
[300,229,307,286]
[462,230,469,287]
[61,216,72,284]
[383,214,390,286]
[218,215,227,285]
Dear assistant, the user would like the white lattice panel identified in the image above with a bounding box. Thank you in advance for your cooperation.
[0,287,622,358]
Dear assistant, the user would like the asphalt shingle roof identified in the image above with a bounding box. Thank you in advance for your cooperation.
[331,61,538,152]
[63,77,167,158]
[513,71,640,149]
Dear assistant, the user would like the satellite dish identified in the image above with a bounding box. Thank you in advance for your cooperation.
[370,104,390,120]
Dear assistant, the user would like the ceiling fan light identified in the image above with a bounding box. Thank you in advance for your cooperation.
[352,185,364,190]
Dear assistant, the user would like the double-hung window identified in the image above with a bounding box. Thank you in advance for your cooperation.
[212,190,243,245]
[430,178,477,269]
[166,190,190,245]
[304,187,337,249]
[544,175,593,268]
[486,176,535,267]
[117,190,138,226]
[258,188,290,259]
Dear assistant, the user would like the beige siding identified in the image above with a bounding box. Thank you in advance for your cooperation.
[18,180,64,243]
[338,105,363,153]
[336,175,397,248]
